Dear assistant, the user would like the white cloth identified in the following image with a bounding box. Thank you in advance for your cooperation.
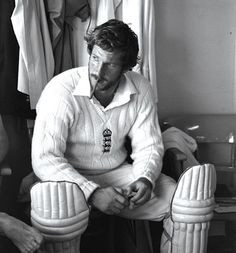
[32,66,163,200]
[162,127,199,169]
[121,0,158,102]
[11,0,54,109]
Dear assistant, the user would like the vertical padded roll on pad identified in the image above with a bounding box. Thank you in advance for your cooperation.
[161,164,216,253]
[31,181,89,253]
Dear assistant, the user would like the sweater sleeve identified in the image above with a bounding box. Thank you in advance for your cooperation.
[128,84,164,188]
[32,88,99,201]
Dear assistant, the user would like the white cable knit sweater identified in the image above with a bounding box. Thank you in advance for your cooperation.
[32,67,163,200]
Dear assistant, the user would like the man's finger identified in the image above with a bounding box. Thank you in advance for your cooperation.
[114,187,124,194]
[129,188,145,203]
[114,194,129,207]
[115,198,128,209]
[124,185,135,197]
[133,191,150,205]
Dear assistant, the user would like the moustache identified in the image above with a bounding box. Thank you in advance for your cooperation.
[91,74,107,82]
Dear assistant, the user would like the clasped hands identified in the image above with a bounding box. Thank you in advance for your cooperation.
[89,177,152,215]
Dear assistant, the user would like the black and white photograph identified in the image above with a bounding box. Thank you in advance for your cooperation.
[0,0,235,252]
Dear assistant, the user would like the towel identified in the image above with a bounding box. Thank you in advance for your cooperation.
[162,127,199,169]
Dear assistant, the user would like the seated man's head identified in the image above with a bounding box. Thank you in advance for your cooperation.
[85,19,139,95]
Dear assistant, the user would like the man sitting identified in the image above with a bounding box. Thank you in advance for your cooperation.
[31,19,215,253]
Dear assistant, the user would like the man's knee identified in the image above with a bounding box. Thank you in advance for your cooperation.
[154,173,176,204]
[30,181,89,251]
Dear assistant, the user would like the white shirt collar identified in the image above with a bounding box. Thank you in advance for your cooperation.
[72,67,91,96]
[72,67,138,109]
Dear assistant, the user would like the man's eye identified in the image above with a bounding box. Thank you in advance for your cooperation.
[91,55,98,61]
[108,63,117,68]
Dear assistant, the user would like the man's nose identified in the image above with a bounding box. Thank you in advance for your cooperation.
[96,62,105,77]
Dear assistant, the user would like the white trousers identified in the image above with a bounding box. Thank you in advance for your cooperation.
[84,163,176,221]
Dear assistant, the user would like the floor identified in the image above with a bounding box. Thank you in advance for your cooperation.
[207,220,236,253]
[208,236,235,253]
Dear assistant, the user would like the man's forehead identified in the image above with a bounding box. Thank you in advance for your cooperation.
[92,45,125,59]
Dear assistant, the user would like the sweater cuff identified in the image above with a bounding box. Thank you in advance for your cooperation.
[140,170,160,190]
[80,180,100,201]
[140,175,155,190]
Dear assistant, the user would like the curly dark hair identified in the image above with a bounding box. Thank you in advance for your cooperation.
[84,19,139,71]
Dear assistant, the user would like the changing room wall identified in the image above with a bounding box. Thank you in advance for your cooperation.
[155,0,236,118]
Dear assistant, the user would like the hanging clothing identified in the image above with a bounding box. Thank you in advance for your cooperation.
[120,0,158,102]
[70,0,99,67]
[11,0,54,109]
[0,0,34,117]
[0,115,9,163]
[96,0,121,25]
[44,0,90,74]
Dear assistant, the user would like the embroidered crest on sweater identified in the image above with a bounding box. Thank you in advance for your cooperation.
[103,128,112,152]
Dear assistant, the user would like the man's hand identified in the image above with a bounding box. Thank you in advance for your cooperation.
[125,177,152,209]
[88,187,129,215]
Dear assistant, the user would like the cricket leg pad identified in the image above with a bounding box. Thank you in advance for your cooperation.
[30,181,89,253]
[161,164,217,253]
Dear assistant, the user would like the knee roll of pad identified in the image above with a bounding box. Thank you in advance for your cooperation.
[162,164,217,253]
[172,163,216,223]
[30,181,89,252]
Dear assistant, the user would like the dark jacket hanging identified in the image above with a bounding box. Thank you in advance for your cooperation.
[0,0,35,118]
